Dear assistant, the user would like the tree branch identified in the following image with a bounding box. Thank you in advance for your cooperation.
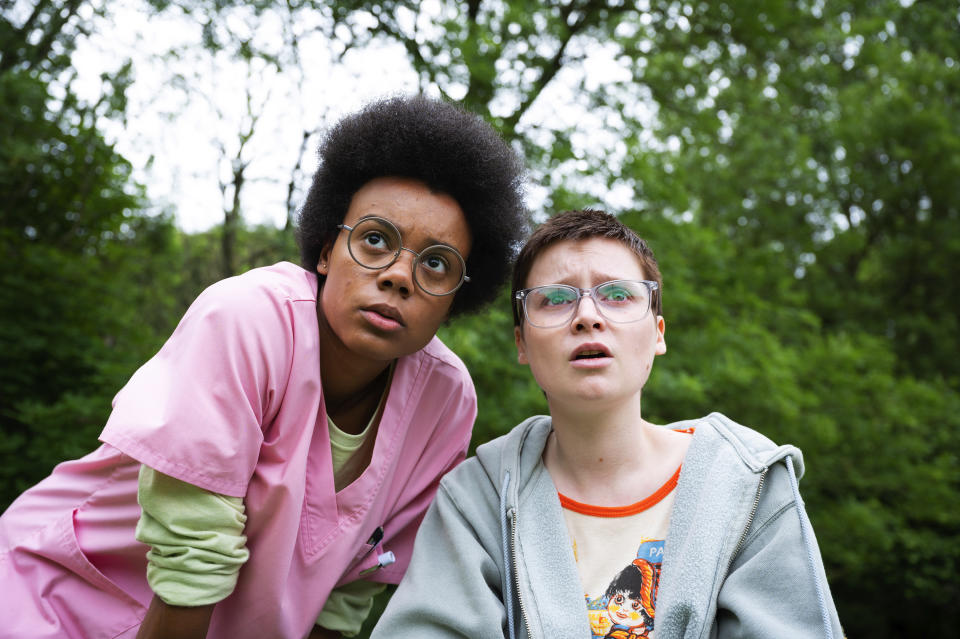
[501,0,629,137]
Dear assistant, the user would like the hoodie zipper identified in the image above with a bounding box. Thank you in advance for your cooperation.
[508,507,535,639]
[730,466,768,561]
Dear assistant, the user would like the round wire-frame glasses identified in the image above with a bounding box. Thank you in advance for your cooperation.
[337,216,470,296]
[515,279,659,328]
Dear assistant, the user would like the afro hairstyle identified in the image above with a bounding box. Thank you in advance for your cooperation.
[296,94,528,317]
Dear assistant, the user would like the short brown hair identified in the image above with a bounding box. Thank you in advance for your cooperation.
[511,209,662,326]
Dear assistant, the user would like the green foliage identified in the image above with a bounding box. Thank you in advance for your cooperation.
[172,221,298,307]
[612,0,960,383]
[0,175,183,508]
[0,3,184,507]
[794,338,960,634]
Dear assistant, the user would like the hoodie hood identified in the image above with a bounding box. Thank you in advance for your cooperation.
[474,412,804,510]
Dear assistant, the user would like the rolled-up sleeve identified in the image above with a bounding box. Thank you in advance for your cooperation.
[136,465,250,606]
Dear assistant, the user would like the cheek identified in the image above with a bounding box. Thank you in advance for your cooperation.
[633,330,658,359]
[319,268,362,323]
[322,267,352,297]
[428,296,454,322]
[522,350,554,389]
[524,334,553,364]
[318,286,344,334]
[409,298,453,335]
[319,266,345,298]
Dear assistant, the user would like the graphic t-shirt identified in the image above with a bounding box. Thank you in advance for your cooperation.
[560,465,682,639]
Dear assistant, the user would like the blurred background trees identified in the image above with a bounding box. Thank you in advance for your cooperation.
[2,1,957,636]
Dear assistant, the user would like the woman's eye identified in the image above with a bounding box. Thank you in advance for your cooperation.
[421,254,449,274]
[363,231,387,248]
[542,292,574,307]
[601,287,631,302]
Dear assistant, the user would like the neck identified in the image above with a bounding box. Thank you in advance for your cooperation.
[544,394,684,507]
[316,299,392,427]
[548,394,649,473]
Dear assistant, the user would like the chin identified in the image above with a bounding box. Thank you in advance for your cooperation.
[344,333,404,361]
[546,386,616,407]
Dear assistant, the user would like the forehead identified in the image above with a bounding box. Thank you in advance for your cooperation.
[343,176,471,252]
[525,237,647,288]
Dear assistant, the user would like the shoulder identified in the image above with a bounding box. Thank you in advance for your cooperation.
[438,455,491,497]
[674,413,808,531]
[180,262,317,342]
[474,415,551,474]
[438,417,540,491]
[432,454,502,535]
[438,415,553,511]
[195,262,317,313]
[406,336,477,399]
[671,412,805,477]
[419,336,472,378]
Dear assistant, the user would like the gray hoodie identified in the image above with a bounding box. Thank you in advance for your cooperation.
[373,413,843,638]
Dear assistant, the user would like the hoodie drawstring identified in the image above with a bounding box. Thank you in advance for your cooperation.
[500,471,516,639]
[785,456,834,639]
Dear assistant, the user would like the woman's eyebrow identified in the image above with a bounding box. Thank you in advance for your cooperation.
[354,215,459,249]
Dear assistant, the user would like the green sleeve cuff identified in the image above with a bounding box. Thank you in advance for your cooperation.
[316,580,387,637]
[136,465,250,606]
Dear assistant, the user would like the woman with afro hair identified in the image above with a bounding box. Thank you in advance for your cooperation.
[0,95,527,639]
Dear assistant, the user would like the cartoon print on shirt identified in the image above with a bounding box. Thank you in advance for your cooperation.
[602,558,658,638]
[586,540,663,638]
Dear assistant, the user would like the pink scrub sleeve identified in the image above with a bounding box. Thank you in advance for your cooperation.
[100,271,300,497]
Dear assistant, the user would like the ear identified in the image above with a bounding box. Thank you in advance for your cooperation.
[316,243,333,276]
[515,326,529,365]
[654,316,666,356]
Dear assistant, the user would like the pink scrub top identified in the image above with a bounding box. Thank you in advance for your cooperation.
[0,262,476,639]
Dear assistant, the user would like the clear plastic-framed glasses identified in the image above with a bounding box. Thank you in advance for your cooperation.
[515,279,659,328]
[337,216,470,296]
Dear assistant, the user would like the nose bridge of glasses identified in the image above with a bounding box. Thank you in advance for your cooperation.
[397,245,420,261]
[400,245,439,283]
[378,243,417,277]
[573,288,605,320]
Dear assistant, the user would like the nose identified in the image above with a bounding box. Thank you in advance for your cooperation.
[571,292,605,332]
[376,250,416,297]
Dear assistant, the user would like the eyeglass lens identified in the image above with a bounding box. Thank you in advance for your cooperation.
[524,281,652,327]
[346,217,465,295]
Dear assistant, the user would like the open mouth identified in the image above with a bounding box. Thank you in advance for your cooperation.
[574,350,607,360]
[570,344,611,361]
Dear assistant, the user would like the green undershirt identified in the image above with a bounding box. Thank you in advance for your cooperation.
[136,367,392,636]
